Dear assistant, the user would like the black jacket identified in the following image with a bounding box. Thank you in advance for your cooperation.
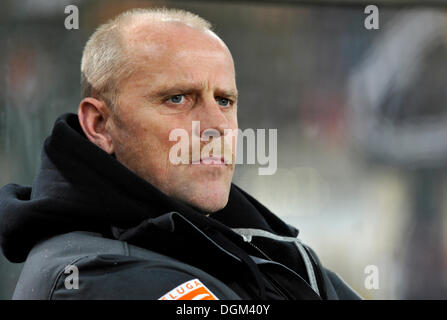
[0,113,361,300]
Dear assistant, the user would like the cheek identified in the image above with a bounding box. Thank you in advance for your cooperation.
[112,115,166,163]
[139,120,192,173]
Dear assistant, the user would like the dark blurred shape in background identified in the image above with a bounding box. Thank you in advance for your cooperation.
[1,0,447,299]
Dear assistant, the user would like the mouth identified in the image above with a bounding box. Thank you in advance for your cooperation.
[191,156,229,166]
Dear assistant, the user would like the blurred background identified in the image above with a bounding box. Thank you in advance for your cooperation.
[1,0,447,299]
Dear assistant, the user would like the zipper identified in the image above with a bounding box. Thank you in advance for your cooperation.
[247,241,273,262]
[241,235,292,299]
[234,228,321,297]
[171,213,317,299]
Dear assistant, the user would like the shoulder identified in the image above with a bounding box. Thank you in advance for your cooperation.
[302,243,363,300]
[13,231,239,300]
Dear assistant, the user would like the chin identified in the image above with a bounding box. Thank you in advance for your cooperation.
[193,199,228,214]
[180,183,231,214]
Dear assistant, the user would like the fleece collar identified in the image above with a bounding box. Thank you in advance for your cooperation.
[0,113,297,263]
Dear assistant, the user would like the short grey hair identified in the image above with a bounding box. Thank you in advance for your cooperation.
[80,7,213,110]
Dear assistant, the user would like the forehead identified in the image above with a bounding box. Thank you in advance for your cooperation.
[123,20,231,61]
[120,20,236,88]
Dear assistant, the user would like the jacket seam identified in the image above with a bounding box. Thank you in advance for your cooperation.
[122,240,130,256]
[48,255,92,300]
[293,241,320,296]
[302,244,329,299]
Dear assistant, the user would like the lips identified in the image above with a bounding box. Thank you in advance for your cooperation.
[199,156,226,165]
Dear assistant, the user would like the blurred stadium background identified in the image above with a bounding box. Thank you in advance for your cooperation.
[2,0,447,299]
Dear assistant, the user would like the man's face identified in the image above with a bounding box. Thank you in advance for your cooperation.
[107,22,238,213]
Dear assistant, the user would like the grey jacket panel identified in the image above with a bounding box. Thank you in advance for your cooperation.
[13,231,241,300]
[13,230,362,300]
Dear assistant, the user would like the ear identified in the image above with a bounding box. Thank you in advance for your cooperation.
[77,97,114,154]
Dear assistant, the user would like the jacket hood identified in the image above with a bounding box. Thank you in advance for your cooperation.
[0,113,297,263]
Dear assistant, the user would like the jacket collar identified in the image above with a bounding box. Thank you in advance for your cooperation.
[0,112,298,263]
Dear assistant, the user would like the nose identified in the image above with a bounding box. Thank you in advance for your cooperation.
[195,94,230,138]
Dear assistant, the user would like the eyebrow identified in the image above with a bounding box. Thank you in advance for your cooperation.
[216,88,238,101]
[151,84,238,101]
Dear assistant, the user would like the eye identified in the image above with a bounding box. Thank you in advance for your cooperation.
[168,94,185,104]
[216,97,231,107]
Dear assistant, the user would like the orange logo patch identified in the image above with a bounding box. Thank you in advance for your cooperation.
[159,279,218,300]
